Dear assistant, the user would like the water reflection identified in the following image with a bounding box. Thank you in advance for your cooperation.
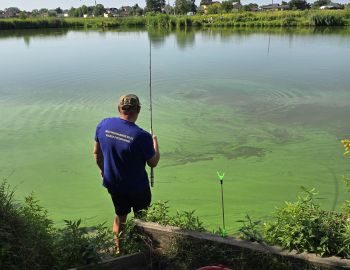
[147,29,168,48]
[0,28,69,47]
[0,26,349,49]
[174,29,195,49]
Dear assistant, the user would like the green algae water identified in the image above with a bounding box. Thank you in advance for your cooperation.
[1,28,350,232]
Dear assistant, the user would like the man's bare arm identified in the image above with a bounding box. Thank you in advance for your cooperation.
[147,135,160,168]
[93,141,104,176]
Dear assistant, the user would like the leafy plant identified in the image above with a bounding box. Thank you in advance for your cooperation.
[213,226,228,237]
[341,139,350,157]
[143,200,205,231]
[0,182,55,270]
[0,181,115,270]
[143,200,171,224]
[54,220,102,269]
[169,210,205,231]
[264,187,350,257]
[117,219,155,257]
[237,214,263,242]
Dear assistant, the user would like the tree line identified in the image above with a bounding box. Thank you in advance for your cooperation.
[1,0,349,19]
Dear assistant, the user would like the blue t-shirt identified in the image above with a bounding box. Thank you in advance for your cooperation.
[95,117,155,192]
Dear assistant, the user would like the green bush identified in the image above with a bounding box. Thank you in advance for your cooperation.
[310,13,345,26]
[0,183,55,270]
[264,187,350,257]
[146,14,170,28]
[143,200,205,231]
[53,220,115,269]
[0,181,114,270]
[117,219,152,255]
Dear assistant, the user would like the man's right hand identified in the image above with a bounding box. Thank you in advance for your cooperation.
[147,132,160,168]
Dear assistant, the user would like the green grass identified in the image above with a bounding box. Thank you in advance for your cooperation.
[1,10,350,30]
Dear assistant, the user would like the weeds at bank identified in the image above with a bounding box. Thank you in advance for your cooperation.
[128,11,350,28]
[0,184,207,270]
[310,13,345,26]
[1,10,350,30]
[142,200,206,231]
[0,181,114,270]
[263,187,350,257]
[0,18,73,29]
[1,182,349,270]
[239,140,350,259]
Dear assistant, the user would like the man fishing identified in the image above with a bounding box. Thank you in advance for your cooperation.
[93,94,160,253]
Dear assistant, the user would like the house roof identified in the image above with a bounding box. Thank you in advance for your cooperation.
[320,3,342,9]
[260,3,289,9]
[260,3,280,8]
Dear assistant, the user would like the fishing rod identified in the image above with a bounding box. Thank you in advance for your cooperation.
[149,38,154,188]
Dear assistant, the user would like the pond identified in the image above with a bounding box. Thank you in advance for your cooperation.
[1,27,350,231]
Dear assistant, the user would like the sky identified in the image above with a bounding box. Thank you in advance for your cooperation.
[0,0,348,10]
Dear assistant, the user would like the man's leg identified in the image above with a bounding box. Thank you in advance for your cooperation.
[108,191,130,254]
[113,214,127,253]
[133,188,152,219]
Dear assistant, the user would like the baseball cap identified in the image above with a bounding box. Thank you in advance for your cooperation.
[119,94,140,110]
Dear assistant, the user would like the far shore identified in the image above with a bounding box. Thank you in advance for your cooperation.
[1,10,350,30]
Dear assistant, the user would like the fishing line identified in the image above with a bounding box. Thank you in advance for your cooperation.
[149,38,154,188]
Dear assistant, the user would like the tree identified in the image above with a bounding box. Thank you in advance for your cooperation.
[146,0,166,12]
[221,0,234,13]
[68,7,76,17]
[31,9,40,17]
[288,0,310,10]
[48,10,57,17]
[6,7,20,17]
[86,6,92,14]
[163,4,174,14]
[312,0,330,7]
[188,0,197,12]
[39,8,48,15]
[207,3,221,13]
[241,3,258,11]
[131,4,143,15]
[81,5,88,15]
[55,7,63,14]
[200,0,212,5]
[18,11,27,19]
[93,4,105,16]
[175,0,191,14]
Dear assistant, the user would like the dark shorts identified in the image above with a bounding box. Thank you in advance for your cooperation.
[108,188,151,217]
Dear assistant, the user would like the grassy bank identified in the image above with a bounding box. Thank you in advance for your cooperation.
[194,9,350,27]
[3,181,349,270]
[1,10,350,30]
[0,17,146,30]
